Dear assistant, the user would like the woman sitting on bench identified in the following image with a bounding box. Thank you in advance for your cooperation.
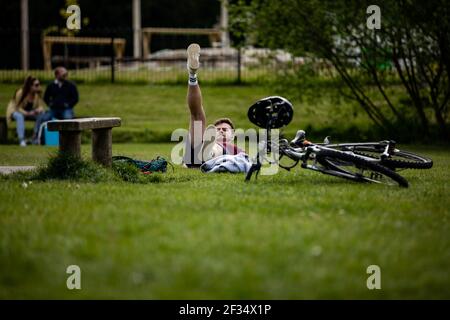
[5,76,45,146]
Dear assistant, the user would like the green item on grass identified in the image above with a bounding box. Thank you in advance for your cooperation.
[112,155,170,173]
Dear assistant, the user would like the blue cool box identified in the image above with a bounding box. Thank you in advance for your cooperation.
[44,124,59,146]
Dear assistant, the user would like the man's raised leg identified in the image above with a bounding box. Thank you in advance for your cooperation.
[187,81,206,141]
[183,43,207,166]
[186,43,205,141]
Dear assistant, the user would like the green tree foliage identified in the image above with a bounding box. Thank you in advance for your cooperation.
[230,0,450,139]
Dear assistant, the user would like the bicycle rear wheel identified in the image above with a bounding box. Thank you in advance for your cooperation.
[315,149,409,187]
[326,143,433,169]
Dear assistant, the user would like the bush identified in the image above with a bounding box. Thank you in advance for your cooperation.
[32,152,162,184]
[35,152,114,182]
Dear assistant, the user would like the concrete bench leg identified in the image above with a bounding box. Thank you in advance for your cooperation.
[59,131,81,158]
[92,128,112,166]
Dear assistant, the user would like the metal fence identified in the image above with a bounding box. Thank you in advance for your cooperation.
[0,28,280,84]
[0,58,275,85]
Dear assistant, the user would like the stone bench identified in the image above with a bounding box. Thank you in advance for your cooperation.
[0,116,38,144]
[47,117,121,166]
[0,116,7,143]
[0,115,94,144]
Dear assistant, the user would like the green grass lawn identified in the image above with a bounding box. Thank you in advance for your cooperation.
[1,143,449,299]
[0,83,373,143]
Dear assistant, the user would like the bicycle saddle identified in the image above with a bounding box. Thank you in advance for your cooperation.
[248,96,294,129]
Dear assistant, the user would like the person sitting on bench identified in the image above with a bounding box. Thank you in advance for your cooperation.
[34,67,79,144]
[5,76,45,146]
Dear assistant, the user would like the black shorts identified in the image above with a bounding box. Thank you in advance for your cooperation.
[183,135,203,168]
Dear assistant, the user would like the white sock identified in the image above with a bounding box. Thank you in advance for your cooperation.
[188,73,198,86]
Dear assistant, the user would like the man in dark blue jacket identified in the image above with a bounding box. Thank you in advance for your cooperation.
[43,67,79,118]
[34,67,79,144]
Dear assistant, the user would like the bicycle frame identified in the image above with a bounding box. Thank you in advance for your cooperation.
[274,143,368,181]
[280,139,398,168]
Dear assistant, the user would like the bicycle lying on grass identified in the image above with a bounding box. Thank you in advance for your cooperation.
[245,96,433,187]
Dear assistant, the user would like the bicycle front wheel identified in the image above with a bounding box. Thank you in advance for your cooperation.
[314,149,409,187]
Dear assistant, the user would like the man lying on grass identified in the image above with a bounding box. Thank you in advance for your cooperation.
[183,43,244,168]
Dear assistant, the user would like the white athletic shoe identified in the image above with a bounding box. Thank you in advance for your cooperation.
[187,43,201,75]
[19,140,26,147]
